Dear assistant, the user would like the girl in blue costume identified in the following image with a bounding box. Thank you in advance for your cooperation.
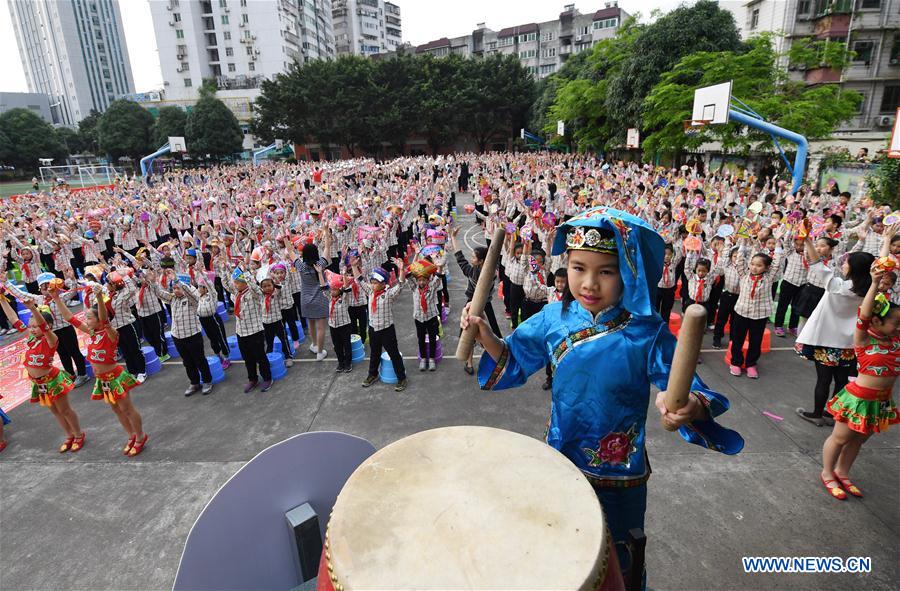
[461,206,744,584]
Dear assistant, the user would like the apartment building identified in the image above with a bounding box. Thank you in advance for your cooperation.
[149,0,335,102]
[332,0,402,56]
[8,0,136,125]
[415,2,628,78]
[723,0,899,138]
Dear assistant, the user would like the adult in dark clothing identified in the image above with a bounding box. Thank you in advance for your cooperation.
[450,226,501,376]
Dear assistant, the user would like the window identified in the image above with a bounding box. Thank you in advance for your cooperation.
[221,14,229,24]
[245,30,251,39]
[593,18,618,29]
[542,47,556,58]
[228,63,236,72]
[517,32,536,43]
[578,25,590,36]
[219,0,227,6]
[225,46,233,56]
[526,66,538,75]
[240,0,247,6]
[180,61,189,71]
[224,31,231,40]
[852,40,874,64]
[857,0,880,8]
[486,41,497,50]
[242,13,249,23]
[105,82,112,92]
[540,63,556,76]
[855,92,867,113]
[498,36,513,47]
[750,8,760,30]
[246,45,253,55]
[175,29,184,39]
[797,0,811,13]
[184,78,192,87]
[882,86,900,112]
[173,12,181,22]
[891,34,900,65]
[248,61,255,71]
[541,31,553,42]
[518,49,535,59]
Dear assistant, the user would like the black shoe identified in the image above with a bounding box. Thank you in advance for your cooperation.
[394,378,408,392]
[464,363,475,375]
[362,375,378,387]
[712,338,722,349]
[542,379,552,391]
[796,408,824,427]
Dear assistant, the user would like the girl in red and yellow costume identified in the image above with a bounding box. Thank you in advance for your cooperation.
[0,286,83,453]
[819,262,900,500]
[52,284,149,457]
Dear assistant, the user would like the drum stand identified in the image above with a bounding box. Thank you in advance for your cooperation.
[626,528,647,591]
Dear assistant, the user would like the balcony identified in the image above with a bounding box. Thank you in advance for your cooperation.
[804,66,841,83]
[813,13,850,38]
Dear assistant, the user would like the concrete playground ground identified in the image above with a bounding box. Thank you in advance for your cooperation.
[0,195,897,591]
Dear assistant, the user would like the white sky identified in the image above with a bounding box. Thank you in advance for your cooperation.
[0,0,699,93]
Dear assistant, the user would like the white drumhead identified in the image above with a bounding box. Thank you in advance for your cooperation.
[327,426,606,590]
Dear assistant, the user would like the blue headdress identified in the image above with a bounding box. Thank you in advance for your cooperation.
[552,206,664,318]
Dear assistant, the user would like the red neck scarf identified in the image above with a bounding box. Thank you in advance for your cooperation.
[138,285,147,307]
[330,295,338,319]
[234,289,244,318]
[749,274,762,299]
[419,286,428,314]
[371,290,383,314]
[264,293,272,313]
[694,278,705,302]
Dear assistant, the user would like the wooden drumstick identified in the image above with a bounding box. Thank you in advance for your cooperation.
[456,226,507,362]
[662,304,707,431]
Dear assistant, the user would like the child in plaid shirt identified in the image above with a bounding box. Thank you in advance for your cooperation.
[260,276,295,368]
[326,271,354,373]
[406,259,441,372]
[729,238,783,379]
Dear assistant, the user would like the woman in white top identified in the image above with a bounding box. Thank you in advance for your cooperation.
[795,229,882,426]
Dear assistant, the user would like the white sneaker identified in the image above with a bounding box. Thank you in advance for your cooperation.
[309,344,318,354]
[419,359,426,371]
[73,375,90,388]
[136,373,147,384]
[428,359,436,372]
[316,350,328,361]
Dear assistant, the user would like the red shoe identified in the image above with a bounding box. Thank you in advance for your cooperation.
[0,440,7,453]
[127,434,149,457]
[834,473,863,498]
[821,475,847,500]
[122,434,136,455]
[59,436,74,453]
[70,432,86,453]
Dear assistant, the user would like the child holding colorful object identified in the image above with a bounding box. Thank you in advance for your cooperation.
[0,289,82,453]
[818,259,900,500]
[52,284,148,457]
[406,258,441,372]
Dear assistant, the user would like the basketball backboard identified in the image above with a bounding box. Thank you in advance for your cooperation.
[169,136,187,153]
[889,108,900,158]
[692,81,732,126]
[626,128,640,148]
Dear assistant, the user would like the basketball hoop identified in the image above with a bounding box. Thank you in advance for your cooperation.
[683,119,710,136]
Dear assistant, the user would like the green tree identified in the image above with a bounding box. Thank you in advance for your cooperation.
[153,106,188,147]
[185,95,243,159]
[54,127,81,155]
[459,54,535,152]
[76,109,102,154]
[368,52,422,155]
[416,54,467,155]
[867,153,900,209]
[605,0,743,142]
[641,35,862,156]
[97,99,155,161]
[0,128,13,165]
[252,62,313,146]
[0,108,68,171]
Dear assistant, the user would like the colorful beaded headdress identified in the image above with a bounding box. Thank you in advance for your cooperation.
[565,227,618,255]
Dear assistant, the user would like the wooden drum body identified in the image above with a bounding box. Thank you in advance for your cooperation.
[320,426,623,590]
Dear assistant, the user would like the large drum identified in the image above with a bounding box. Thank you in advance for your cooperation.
[319,426,623,590]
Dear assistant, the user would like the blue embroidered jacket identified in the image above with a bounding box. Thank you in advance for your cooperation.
[478,299,744,485]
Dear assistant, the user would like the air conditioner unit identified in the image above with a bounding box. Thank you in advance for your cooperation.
[176,53,185,59]
[167,5,172,10]
[224,6,229,11]
[876,115,895,127]
[239,22,245,27]
[169,21,175,26]
[176,67,183,72]
[240,38,245,43]
[890,57,899,65]
[251,35,257,40]
[255,49,260,55]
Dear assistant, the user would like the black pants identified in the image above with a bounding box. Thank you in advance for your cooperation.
[415,317,439,360]
[508,283,525,327]
[139,313,166,357]
[367,325,405,380]
[117,321,146,376]
[774,281,802,330]
[707,279,723,325]
[281,307,301,343]
[813,362,854,417]
[264,320,293,359]
[173,332,212,385]
[729,314,767,368]
[349,305,367,342]
[657,286,676,323]
[54,325,87,377]
[714,291,739,341]
[237,330,272,382]
[438,273,449,306]
[200,314,230,356]
[330,323,353,368]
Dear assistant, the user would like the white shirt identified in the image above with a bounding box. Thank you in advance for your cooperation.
[796,262,861,350]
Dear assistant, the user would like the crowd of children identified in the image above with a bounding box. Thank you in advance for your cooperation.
[0,154,895,507]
